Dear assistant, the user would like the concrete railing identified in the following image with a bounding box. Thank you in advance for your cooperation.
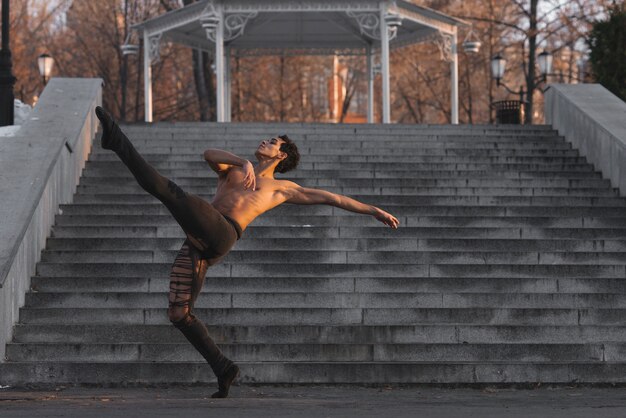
[0,78,102,361]
[545,83,626,196]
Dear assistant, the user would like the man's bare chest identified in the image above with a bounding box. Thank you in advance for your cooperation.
[216,171,284,202]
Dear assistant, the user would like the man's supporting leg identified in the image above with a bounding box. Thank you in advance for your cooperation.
[168,239,240,398]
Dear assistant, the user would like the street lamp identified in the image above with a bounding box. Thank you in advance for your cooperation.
[489,50,555,124]
[537,50,553,82]
[577,57,588,83]
[491,50,554,86]
[490,54,506,86]
[490,53,525,123]
[37,53,54,85]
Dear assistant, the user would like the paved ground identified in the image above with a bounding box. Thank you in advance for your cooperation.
[2,385,626,417]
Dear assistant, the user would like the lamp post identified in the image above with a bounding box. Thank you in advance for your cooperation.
[0,0,16,126]
[490,50,553,123]
[536,50,553,83]
[37,53,54,86]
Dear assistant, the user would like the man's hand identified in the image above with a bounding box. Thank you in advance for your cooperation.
[242,160,256,191]
[372,207,399,229]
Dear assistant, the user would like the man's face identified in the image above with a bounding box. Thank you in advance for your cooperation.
[255,136,285,161]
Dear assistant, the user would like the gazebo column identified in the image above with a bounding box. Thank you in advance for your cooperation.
[379,9,391,124]
[450,32,459,124]
[215,8,226,122]
[225,47,231,122]
[366,44,374,124]
[143,29,153,123]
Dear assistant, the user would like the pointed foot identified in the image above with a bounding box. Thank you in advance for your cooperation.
[211,364,240,399]
[95,106,120,151]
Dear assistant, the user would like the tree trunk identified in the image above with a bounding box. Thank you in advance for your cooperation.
[119,0,129,121]
[279,56,286,122]
[202,51,216,121]
[525,0,538,124]
[192,49,210,121]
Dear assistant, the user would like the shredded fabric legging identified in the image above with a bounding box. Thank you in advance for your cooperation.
[107,126,242,377]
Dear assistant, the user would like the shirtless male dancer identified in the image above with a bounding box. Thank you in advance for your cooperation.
[94,106,399,398]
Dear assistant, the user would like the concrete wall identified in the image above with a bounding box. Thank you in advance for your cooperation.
[545,84,626,196]
[0,78,102,361]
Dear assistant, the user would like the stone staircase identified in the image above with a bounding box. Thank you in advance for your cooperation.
[2,123,626,385]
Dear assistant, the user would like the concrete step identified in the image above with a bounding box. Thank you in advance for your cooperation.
[95,141,573,151]
[90,143,576,155]
[42,237,626,251]
[117,121,555,131]
[69,194,625,207]
[100,135,567,143]
[72,177,617,189]
[92,147,580,158]
[89,153,590,163]
[114,122,557,132]
[10,319,626,343]
[109,130,564,140]
[56,204,626,217]
[11,322,626,344]
[80,168,603,180]
[38,249,626,265]
[90,149,583,160]
[3,360,625,384]
[50,215,626,229]
[27,276,626,294]
[78,174,615,187]
[83,160,599,172]
[47,226,626,240]
[21,291,626,309]
[4,342,613,363]
[33,262,626,279]
[74,185,619,197]
[123,135,562,143]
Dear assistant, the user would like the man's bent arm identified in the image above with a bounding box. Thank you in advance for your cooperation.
[203,148,250,167]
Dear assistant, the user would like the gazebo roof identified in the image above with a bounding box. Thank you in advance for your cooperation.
[131,0,469,55]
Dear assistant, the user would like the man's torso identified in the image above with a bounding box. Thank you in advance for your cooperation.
[209,166,293,231]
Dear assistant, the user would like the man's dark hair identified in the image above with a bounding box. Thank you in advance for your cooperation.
[275,134,300,174]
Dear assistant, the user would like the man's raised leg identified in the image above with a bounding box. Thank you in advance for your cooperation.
[95,106,185,205]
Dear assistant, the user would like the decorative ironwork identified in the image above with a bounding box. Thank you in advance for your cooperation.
[346,11,381,40]
[200,10,257,42]
[223,1,379,13]
[232,46,368,57]
[434,31,454,62]
[147,32,163,63]
[224,13,258,41]
[346,11,402,41]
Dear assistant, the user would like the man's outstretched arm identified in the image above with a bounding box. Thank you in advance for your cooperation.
[284,183,399,229]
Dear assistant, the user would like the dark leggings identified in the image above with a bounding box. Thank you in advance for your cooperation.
[110,129,241,377]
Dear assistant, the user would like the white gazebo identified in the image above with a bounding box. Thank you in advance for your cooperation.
[127,0,468,123]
